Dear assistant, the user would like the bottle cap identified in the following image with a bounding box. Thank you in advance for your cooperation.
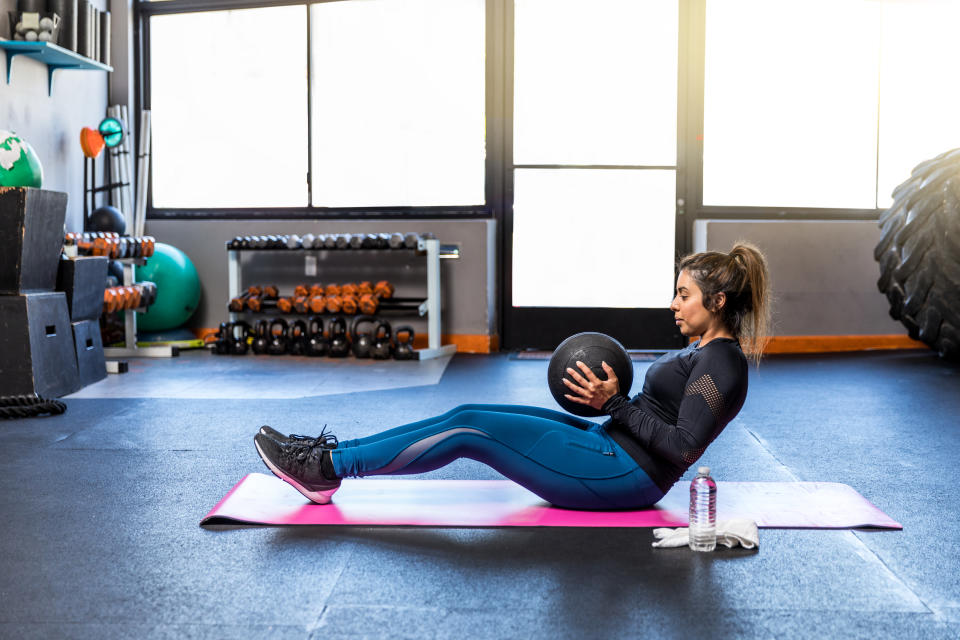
[698,466,710,475]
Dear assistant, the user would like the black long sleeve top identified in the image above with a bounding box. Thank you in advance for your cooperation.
[601,337,748,493]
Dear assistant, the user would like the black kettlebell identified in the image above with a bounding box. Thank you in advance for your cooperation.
[371,320,393,360]
[287,319,308,356]
[214,322,232,355]
[230,321,251,355]
[393,325,417,360]
[268,318,289,355]
[351,315,377,359]
[328,316,350,358]
[252,319,270,355]
[306,316,328,357]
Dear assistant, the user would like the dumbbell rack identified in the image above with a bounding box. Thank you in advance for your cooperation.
[103,259,176,360]
[226,237,458,360]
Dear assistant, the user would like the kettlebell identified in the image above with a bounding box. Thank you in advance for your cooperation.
[371,320,393,360]
[214,322,232,355]
[351,315,377,359]
[252,319,270,355]
[306,316,328,357]
[268,318,289,355]
[393,325,417,360]
[287,319,308,356]
[230,321,251,355]
[328,316,350,358]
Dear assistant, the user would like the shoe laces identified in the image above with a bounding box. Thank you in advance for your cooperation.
[290,425,338,463]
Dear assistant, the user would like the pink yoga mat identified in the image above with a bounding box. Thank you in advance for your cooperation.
[201,473,901,529]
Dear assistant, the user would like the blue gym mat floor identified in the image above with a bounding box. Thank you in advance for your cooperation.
[2,348,959,639]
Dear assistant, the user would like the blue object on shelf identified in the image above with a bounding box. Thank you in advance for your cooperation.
[0,41,112,96]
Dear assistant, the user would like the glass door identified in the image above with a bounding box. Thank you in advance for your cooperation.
[505,0,684,349]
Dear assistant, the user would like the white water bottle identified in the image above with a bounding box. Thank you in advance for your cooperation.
[689,466,717,552]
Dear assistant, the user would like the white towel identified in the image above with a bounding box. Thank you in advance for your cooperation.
[651,519,759,549]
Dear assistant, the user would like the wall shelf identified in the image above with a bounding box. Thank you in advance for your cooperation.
[0,41,112,96]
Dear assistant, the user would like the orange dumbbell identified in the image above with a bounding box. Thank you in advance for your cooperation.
[308,295,326,314]
[341,294,359,315]
[374,280,395,299]
[359,293,379,315]
[325,295,343,314]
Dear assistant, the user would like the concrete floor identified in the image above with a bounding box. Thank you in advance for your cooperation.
[1,348,958,639]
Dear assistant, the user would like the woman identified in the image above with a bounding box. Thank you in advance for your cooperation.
[253,243,771,510]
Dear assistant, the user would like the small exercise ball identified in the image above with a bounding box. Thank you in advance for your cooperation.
[89,205,126,234]
[0,130,43,188]
[547,332,634,417]
[135,242,201,332]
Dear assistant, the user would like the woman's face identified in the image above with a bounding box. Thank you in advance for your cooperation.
[670,270,720,338]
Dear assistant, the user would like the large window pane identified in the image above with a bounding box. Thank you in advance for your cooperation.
[513,169,676,308]
[877,1,960,207]
[310,0,485,207]
[703,0,880,208]
[150,7,308,208]
[514,0,678,166]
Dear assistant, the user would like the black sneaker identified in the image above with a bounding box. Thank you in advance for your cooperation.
[258,425,339,449]
[253,431,341,504]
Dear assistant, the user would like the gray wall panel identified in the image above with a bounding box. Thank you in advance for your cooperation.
[693,219,904,336]
[146,219,497,339]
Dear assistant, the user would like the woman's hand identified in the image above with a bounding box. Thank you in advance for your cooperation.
[562,361,620,411]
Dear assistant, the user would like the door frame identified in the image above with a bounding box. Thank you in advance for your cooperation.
[498,0,697,350]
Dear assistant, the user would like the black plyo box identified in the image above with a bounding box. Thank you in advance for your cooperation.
[0,292,80,398]
[0,187,69,294]
[71,320,106,387]
[57,256,108,321]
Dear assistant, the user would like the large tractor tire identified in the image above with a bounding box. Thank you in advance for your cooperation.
[875,148,960,360]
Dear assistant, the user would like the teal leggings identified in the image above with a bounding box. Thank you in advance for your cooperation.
[331,404,663,510]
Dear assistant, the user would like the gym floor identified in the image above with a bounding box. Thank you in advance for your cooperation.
[2,348,959,639]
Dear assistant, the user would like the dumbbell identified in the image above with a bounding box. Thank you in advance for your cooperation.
[276,297,294,314]
[376,233,391,249]
[341,283,359,297]
[324,234,339,250]
[374,280,395,299]
[335,234,351,250]
[359,293,379,315]
[309,284,325,298]
[357,281,374,296]
[301,233,316,250]
[325,294,343,314]
[308,294,326,314]
[341,294,359,315]
[229,285,263,312]
[325,284,342,297]
[247,285,280,312]
[349,234,364,250]
[285,234,302,250]
[403,232,420,249]
[388,232,405,249]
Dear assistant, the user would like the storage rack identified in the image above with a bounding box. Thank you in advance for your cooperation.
[103,259,176,359]
[226,237,458,360]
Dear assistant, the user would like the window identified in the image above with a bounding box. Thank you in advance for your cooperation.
[702,0,960,210]
[309,0,485,207]
[149,6,308,208]
[146,0,485,211]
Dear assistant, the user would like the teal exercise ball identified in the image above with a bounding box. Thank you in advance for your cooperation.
[135,242,201,332]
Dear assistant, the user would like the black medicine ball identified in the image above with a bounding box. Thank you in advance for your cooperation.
[89,205,126,234]
[547,332,634,417]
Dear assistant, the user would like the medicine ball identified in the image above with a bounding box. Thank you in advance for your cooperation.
[89,205,126,234]
[547,332,633,417]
